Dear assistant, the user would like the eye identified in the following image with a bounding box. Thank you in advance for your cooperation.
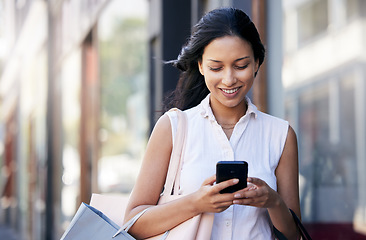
[235,64,249,70]
[209,66,222,72]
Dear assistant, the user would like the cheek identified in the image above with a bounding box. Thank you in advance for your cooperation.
[204,72,221,84]
[236,69,256,81]
[204,77,213,90]
[204,76,220,93]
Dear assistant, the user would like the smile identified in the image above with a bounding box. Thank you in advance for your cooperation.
[221,88,240,94]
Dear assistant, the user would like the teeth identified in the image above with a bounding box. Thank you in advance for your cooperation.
[222,88,239,94]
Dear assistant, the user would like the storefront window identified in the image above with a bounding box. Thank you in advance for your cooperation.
[283,0,366,236]
[98,0,148,194]
[297,79,358,221]
[346,0,361,20]
[284,73,364,237]
[298,0,329,44]
[60,50,81,228]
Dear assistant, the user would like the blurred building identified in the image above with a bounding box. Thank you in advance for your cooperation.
[2,0,365,239]
[0,0,148,239]
[283,0,366,238]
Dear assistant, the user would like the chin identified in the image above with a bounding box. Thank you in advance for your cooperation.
[221,101,242,109]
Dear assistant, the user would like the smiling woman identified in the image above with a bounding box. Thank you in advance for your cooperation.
[124,7,301,240]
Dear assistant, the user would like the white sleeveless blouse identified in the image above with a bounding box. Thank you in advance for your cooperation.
[166,94,289,240]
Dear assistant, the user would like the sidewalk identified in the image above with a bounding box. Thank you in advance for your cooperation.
[0,224,21,240]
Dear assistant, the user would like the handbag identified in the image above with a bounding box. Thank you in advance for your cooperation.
[289,209,312,240]
[90,108,214,239]
[273,209,312,240]
[60,202,151,239]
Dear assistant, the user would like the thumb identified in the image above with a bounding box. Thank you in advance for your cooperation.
[202,174,216,186]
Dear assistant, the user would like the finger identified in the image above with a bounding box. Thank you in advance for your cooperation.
[233,197,258,205]
[242,188,260,199]
[233,186,259,199]
[214,199,236,208]
[238,182,256,192]
[233,190,266,205]
[214,179,239,193]
[247,177,264,186]
[202,174,216,186]
[213,206,231,213]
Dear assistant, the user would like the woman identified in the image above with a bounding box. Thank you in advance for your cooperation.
[124,7,300,239]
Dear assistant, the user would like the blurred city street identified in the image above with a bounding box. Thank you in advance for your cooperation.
[2,0,366,239]
[0,225,21,240]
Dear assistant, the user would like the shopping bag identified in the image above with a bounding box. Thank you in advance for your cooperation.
[91,194,213,240]
[60,202,135,239]
[90,193,129,226]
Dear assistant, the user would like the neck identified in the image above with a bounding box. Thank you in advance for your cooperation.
[209,96,248,125]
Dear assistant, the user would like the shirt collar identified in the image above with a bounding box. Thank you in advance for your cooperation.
[199,93,258,120]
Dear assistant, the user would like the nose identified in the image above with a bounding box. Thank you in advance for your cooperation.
[222,68,237,86]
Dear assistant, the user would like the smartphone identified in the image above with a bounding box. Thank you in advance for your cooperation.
[216,161,248,194]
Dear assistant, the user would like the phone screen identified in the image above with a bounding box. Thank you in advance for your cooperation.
[216,161,248,194]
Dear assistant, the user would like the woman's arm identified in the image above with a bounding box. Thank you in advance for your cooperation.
[124,114,196,239]
[270,125,300,239]
[124,114,238,239]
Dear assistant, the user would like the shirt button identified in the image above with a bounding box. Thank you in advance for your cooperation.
[225,221,231,227]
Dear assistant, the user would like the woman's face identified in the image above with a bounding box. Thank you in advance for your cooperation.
[198,35,258,112]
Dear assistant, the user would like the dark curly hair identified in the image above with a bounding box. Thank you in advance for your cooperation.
[164,7,265,111]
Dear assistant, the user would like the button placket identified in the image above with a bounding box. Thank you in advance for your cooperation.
[223,205,234,239]
[230,115,251,151]
[211,120,234,160]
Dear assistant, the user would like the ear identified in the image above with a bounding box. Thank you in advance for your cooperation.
[198,60,204,76]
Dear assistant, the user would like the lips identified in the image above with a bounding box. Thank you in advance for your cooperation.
[221,87,240,94]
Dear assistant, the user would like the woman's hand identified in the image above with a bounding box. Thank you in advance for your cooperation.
[232,177,281,209]
[190,175,239,214]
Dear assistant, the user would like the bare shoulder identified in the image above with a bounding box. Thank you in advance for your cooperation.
[276,125,298,175]
[286,126,298,147]
[151,114,172,138]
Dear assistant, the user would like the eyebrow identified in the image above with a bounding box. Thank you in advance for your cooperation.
[208,56,250,63]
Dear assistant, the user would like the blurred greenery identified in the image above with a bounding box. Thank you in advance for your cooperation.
[99,17,148,157]
[100,18,147,116]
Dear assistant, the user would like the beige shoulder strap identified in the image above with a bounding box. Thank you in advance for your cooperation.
[163,108,187,196]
